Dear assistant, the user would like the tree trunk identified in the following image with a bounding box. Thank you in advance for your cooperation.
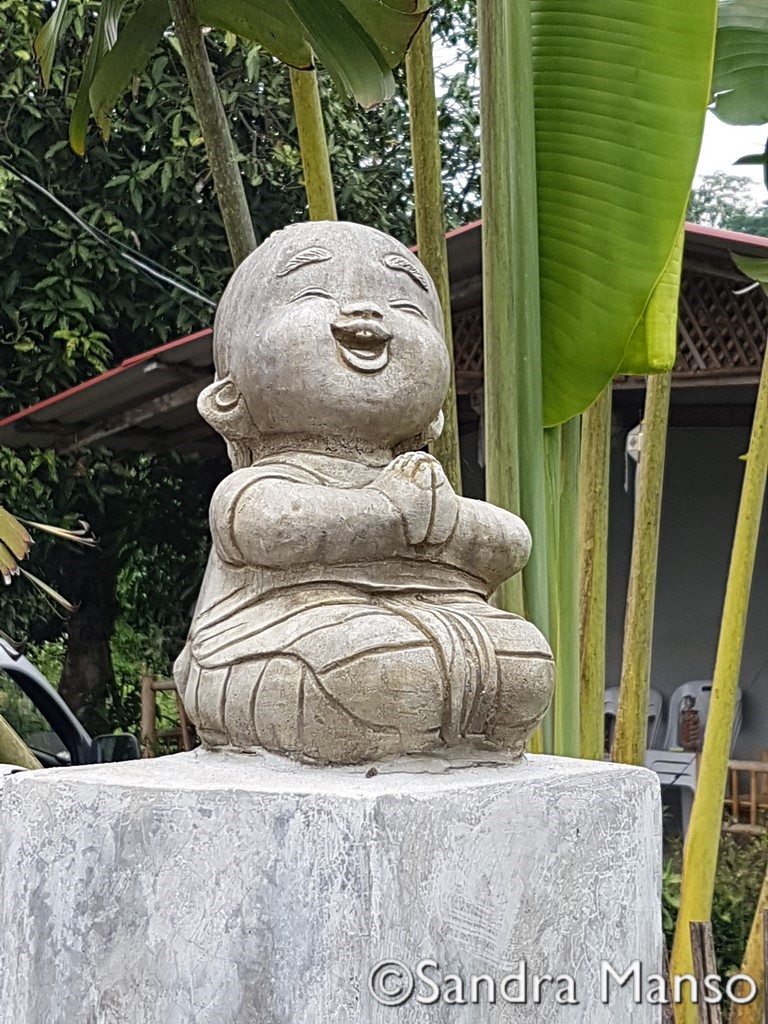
[58,550,118,735]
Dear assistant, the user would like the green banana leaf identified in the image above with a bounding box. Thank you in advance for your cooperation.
[731,252,768,292]
[712,0,768,125]
[534,0,717,425]
[619,222,685,376]
[36,0,428,154]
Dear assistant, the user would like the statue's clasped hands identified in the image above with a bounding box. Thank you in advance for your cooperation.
[371,452,459,548]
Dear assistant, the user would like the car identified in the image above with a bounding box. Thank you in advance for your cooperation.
[0,639,140,768]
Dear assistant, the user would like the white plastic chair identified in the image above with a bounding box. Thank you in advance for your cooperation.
[664,680,742,754]
[646,680,743,837]
[643,749,698,835]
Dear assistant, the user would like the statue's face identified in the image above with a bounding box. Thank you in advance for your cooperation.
[213,222,449,449]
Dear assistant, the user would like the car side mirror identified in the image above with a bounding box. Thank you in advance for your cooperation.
[93,733,140,763]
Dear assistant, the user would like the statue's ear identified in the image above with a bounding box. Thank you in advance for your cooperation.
[424,410,445,444]
[197,377,256,440]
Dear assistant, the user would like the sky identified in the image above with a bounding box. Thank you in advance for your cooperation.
[695,112,767,198]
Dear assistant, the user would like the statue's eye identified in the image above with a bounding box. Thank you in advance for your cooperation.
[389,299,428,321]
[290,287,333,302]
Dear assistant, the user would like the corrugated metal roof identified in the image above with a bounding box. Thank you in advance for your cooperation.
[0,220,765,452]
[0,329,216,453]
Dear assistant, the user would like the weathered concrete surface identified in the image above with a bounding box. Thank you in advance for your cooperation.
[0,751,661,1023]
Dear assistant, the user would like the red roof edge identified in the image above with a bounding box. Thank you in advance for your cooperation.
[685,221,768,251]
[3,218,768,433]
[0,328,213,430]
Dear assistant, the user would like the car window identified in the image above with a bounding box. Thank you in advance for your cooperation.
[0,669,70,763]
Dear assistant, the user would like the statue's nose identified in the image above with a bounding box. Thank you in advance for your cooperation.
[339,301,384,320]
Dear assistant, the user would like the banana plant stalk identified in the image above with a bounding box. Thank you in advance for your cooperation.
[612,371,671,766]
[478,0,550,635]
[289,68,338,221]
[542,425,561,752]
[167,0,256,266]
[477,0,522,616]
[503,0,550,647]
[405,18,462,492]
[554,416,581,757]
[578,386,612,760]
[671,354,768,1024]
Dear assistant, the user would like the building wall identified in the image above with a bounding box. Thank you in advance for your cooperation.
[606,424,768,760]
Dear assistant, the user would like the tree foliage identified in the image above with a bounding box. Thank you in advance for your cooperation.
[688,171,768,234]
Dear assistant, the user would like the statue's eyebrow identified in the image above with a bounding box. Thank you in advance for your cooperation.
[382,253,429,291]
[276,246,333,277]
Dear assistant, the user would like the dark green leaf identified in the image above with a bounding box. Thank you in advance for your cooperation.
[33,0,73,89]
[197,0,311,68]
[70,0,126,155]
[88,0,171,139]
[713,0,768,125]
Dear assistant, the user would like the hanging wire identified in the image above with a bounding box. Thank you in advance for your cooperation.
[0,157,217,310]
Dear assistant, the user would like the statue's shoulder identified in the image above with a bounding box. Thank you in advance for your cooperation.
[214,461,326,502]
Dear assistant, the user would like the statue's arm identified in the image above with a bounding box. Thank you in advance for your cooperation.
[441,498,532,593]
[210,471,409,567]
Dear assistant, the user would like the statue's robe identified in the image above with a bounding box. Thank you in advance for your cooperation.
[175,459,553,763]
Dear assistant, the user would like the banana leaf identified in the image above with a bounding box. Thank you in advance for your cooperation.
[0,507,94,610]
[618,222,685,375]
[534,0,717,425]
[712,0,768,125]
[0,508,31,584]
[36,0,429,155]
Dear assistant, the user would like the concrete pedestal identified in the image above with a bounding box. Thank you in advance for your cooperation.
[0,750,661,1023]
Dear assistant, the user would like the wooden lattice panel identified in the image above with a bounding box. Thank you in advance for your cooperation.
[451,267,768,391]
[677,268,768,378]
[452,308,484,393]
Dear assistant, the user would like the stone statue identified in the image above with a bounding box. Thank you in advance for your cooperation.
[175,221,554,765]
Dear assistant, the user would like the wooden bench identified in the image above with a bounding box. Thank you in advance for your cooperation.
[140,669,196,757]
[723,757,768,835]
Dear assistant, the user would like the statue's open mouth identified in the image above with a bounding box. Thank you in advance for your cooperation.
[331,318,393,373]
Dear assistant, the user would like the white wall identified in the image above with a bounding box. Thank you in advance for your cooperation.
[607,424,768,760]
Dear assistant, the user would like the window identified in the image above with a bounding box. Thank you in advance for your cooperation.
[0,670,70,765]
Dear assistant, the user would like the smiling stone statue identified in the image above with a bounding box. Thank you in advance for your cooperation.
[175,221,554,764]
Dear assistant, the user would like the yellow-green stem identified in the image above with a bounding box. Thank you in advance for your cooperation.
[406,18,462,493]
[168,0,256,266]
[730,868,768,1024]
[578,385,612,760]
[671,356,768,1024]
[555,416,581,757]
[289,68,337,221]
[0,715,42,770]
[612,372,671,766]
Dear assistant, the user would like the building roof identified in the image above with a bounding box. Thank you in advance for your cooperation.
[0,221,766,453]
